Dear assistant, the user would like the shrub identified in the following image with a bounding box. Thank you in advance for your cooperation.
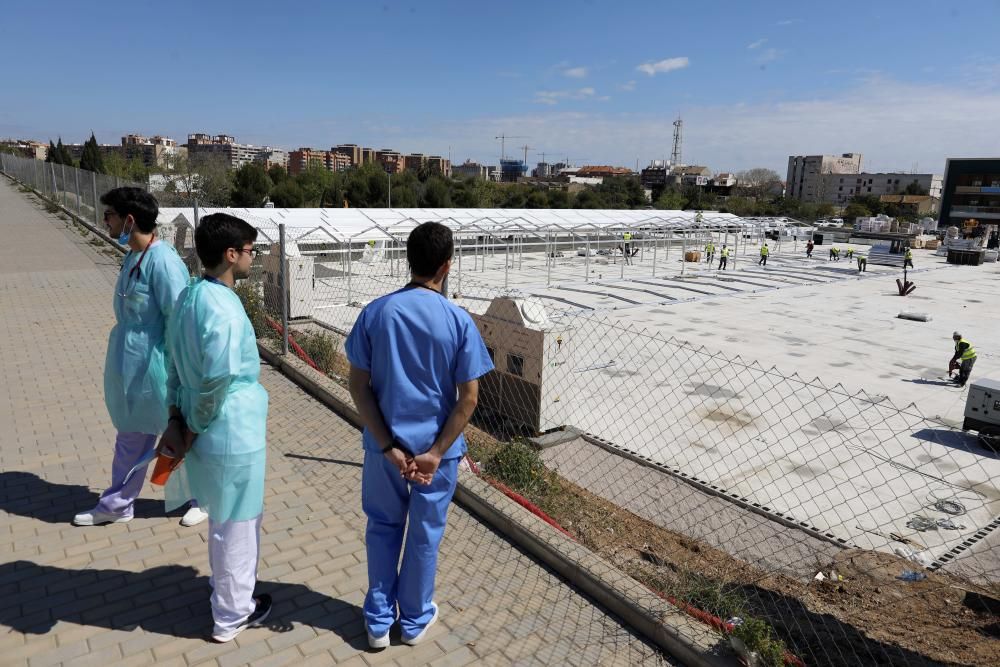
[294,331,340,375]
[482,439,559,503]
[731,616,787,667]
[233,280,274,339]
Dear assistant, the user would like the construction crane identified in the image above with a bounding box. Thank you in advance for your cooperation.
[518,144,534,165]
[494,134,527,160]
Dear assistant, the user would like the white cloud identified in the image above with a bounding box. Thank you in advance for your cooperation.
[756,48,784,65]
[563,66,588,78]
[425,77,1000,172]
[748,38,767,50]
[776,19,800,26]
[533,87,597,105]
[619,80,637,92]
[636,57,689,76]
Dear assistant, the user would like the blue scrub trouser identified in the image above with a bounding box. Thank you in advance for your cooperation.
[361,450,459,638]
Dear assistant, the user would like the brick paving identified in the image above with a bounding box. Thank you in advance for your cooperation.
[0,179,672,666]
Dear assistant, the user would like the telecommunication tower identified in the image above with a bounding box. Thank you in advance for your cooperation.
[670,117,683,166]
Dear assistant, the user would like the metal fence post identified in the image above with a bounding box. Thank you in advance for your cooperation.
[347,240,353,304]
[91,172,100,227]
[50,162,57,196]
[74,168,82,215]
[61,163,67,207]
[279,223,289,356]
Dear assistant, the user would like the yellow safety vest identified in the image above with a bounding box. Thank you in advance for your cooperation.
[760,246,769,256]
[905,249,912,260]
[956,339,977,361]
[623,232,633,241]
[721,248,730,258]
[705,243,714,252]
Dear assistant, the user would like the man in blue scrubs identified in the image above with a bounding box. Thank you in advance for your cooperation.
[347,222,493,649]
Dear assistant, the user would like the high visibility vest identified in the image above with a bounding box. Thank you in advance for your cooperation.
[905,249,912,260]
[956,339,977,361]
[705,243,714,253]
[721,248,730,258]
[760,246,769,256]
[832,248,840,255]
[623,232,633,241]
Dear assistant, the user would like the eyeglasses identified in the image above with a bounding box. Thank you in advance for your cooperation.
[235,247,259,257]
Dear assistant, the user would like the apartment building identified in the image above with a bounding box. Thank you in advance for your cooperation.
[786,153,863,201]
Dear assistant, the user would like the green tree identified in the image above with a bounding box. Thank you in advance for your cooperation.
[46,141,58,163]
[267,164,288,185]
[57,138,74,165]
[270,179,306,207]
[231,163,273,207]
[547,188,570,209]
[904,180,928,196]
[843,202,871,221]
[295,162,335,206]
[654,188,686,210]
[79,133,105,173]
[421,176,452,207]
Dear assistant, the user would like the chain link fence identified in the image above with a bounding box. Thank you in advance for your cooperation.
[250,219,999,666]
[3,154,998,665]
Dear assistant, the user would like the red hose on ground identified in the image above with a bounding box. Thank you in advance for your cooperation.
[265,317,321,371]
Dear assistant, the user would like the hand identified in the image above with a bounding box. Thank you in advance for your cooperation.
[409,451,442,486]
[156,421,185,458]
[384,447,416,478]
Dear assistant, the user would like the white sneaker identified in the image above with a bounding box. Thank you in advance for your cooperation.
[367,629,390,649]
[72,510,132,526]
[402,602,438,646]
[180,506,209,527]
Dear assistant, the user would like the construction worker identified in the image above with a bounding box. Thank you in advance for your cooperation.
[622,231,633,265]
[704,240,715,264]
[856,252,867,272]
[806,240,814,258]
[829,246,840,261]
[718,245,729,271]
[845,247,854,260]
[759,243,769,267]
[951,332,977,387]
[904,246,914,269]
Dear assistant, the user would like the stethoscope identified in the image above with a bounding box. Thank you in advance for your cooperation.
[117,235,156,298]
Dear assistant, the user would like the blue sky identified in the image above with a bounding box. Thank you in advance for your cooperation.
[2,1,998,174]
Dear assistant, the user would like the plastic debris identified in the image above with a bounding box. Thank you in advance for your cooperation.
[897,570,927,582]
[894,546,932,567]
[936,518,966,531]
[906,515,938,532]
[814,572,826,582]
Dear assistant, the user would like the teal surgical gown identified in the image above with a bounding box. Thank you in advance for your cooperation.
[104,241,190,434]
[164,278,268,523]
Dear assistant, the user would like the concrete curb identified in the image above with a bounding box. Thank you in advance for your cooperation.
[257,339,737,667]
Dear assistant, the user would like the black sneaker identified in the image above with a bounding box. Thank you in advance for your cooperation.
[212,594,272,642]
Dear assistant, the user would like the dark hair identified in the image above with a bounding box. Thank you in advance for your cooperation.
[100,187,159,233]
[195,213,258,269]
[407,222,453,277]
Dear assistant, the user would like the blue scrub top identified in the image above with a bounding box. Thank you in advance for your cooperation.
[346,286,494,459]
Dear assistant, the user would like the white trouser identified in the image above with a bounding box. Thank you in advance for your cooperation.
[208,514,262,637]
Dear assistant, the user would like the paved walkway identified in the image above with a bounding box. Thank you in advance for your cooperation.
[0,179,670,666]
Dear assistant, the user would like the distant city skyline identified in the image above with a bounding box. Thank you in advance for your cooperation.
[1,1,997,174]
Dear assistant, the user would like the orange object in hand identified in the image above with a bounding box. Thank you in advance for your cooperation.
[150,452,182,486]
